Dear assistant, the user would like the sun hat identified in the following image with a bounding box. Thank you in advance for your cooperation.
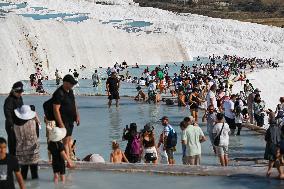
[14,105,36,120]
[142,124,154,133]
[49,127,67,142]
[254,88,261,93]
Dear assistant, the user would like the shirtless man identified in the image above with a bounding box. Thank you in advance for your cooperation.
[110,141,129,163]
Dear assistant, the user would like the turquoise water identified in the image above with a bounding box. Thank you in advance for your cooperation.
[127,21,153,28]
[102,19,154,33]
[0,2,27,9]
[19,13,89,23]
[20,170,284,189]
[0,96,266,165]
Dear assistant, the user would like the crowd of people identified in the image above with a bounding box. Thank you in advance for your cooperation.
[1,55,283,189]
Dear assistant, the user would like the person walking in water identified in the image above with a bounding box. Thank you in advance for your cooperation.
[53,75,80,159]
[213,113,230,166]
[4,82,24,155]
[106,72,120,108]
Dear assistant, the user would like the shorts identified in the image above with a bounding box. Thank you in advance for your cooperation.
[166,148,174,160]
[216,146,229,156]
[144,147,158,162]
[145,153,157,162]
[64,122,74,137]
[108,91,120,100]
[52,161,66,175]
[185,155,201,165]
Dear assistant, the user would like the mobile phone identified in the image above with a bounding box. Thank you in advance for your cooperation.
[72,140,77,147]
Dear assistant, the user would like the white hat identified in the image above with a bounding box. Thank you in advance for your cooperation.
[14,105,36,120]
[49,127,67,142]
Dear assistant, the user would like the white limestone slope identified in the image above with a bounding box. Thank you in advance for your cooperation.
[14,0,284,62]
[1,0,284,94]
[0,15,187,93]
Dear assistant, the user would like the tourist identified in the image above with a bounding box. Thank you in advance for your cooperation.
[110,141,129,163]
[243,79,254,98]
[177,90,187,107]
[202,105,217,152]
[48,127,74,183]
[265,112,283,178]
[223,94,236,135]
[159,116,177,164]
[106,72,120,108]
[253,94,266,127]
[53,74,80,159]
[235,106,244,135]
[189,88,203,122]
[0,137,26,189]
[181,120,206,165]
[92,70,100,88]
[4,81,24,155]
[122,123,141,163]
[247,88,261,124]
[180,118,190,164]
[213,113,230,166]
[206,84,218,110]
[141,124,158,164]
[275,97,284,118]
[13,105,40,180]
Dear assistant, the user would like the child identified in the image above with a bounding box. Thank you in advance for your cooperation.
[48,127,74,183]
[235,106,244,136]
[110,141,129,163]
[0,137,25,189]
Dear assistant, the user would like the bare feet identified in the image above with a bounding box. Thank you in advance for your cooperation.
[266,170,272,178]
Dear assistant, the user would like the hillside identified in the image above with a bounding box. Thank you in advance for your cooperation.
[134,0,284,27]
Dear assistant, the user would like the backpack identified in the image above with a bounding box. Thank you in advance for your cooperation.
[166,127,177,148]
[43,98,55,121]
[130,134,141,155]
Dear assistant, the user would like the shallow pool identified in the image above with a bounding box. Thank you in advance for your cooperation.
[19,168,284,189]
[0,96,266,166]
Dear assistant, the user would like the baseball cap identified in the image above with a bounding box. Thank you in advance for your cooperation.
[63,74,78,85]
[12,81,24,93]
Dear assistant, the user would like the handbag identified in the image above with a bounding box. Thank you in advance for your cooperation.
[214,123,224,146]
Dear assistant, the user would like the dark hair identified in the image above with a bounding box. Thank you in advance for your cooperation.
[254,94,261,103]
[30,105,36,111]
[216,113,224,121]
[183,117,191,122]
[0,137,7,144]
[179,121,188,130]
[235,106,242,116]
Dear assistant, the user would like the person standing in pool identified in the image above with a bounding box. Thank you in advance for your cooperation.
[106,72,120,108]
[4,82,24,155]
[53,74,80,159]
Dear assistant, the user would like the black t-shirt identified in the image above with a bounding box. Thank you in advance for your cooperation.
[53,86,77,123]
[0,154,20,189]
[106,77,119,93]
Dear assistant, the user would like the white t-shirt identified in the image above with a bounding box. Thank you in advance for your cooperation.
[235,114,243,124]
[206,91,218,109]
[213,123,230,146]
[223,100,235,119]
